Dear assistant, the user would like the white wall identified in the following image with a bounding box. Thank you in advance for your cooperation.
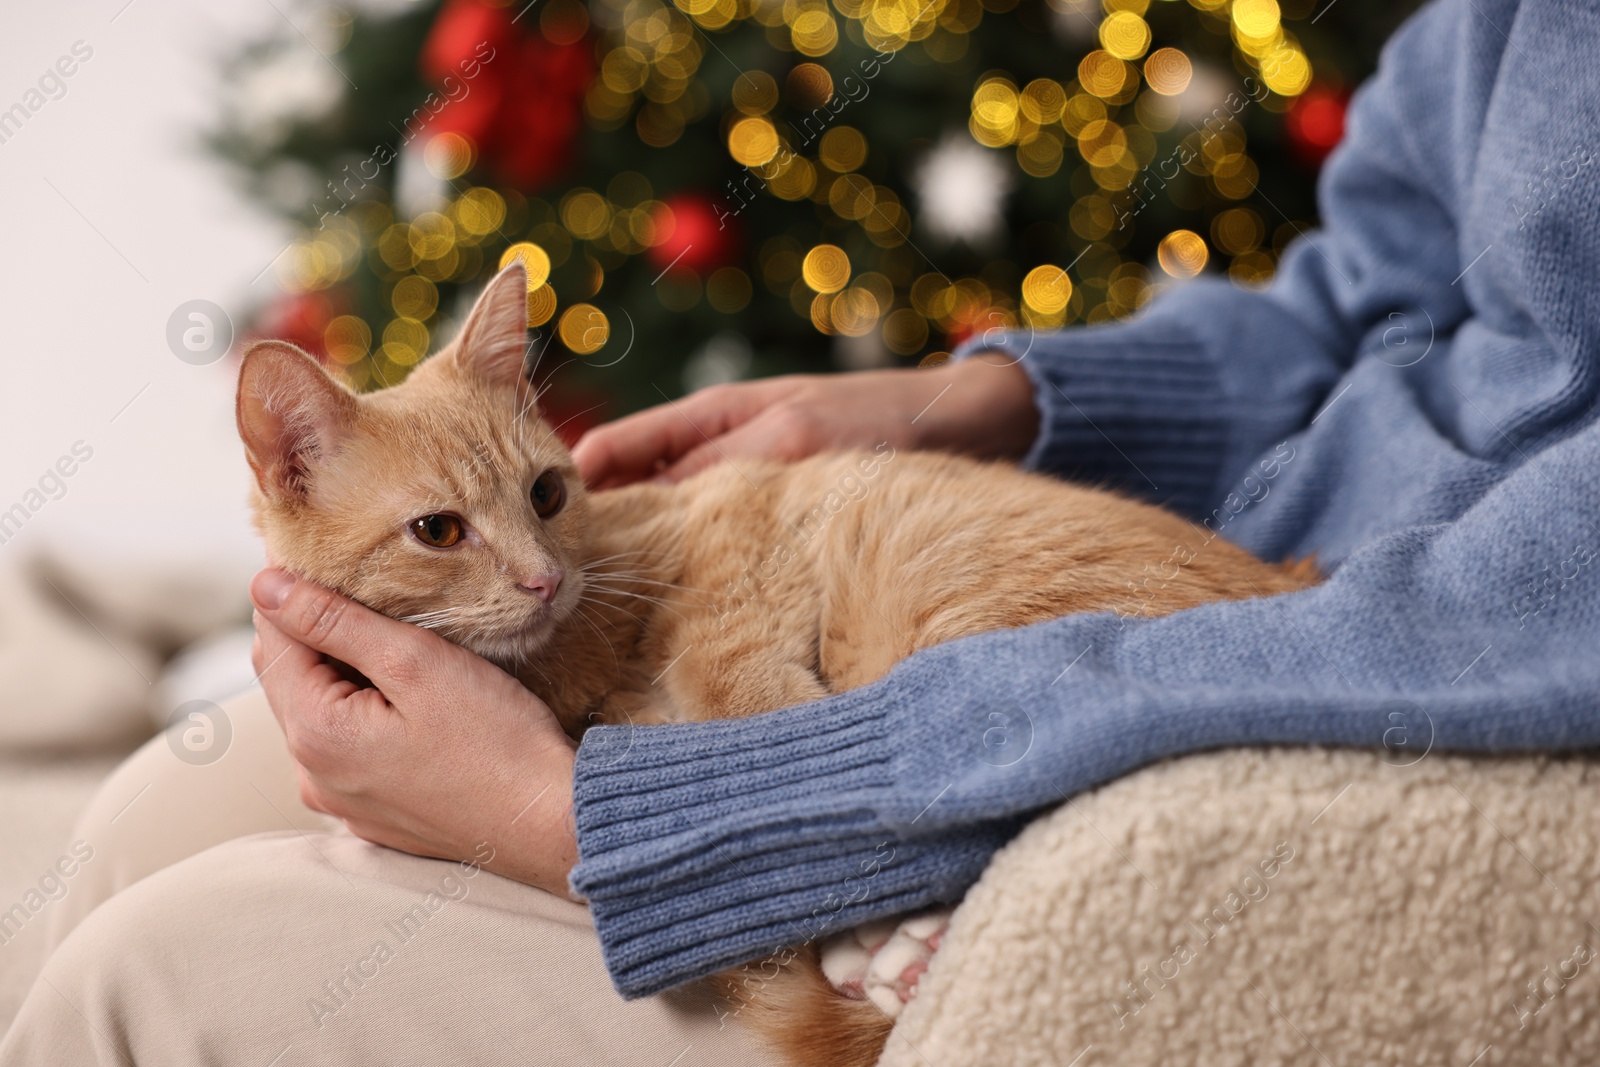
[0,0,295,579]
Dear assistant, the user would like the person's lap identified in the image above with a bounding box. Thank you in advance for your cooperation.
[2,689,776,1066]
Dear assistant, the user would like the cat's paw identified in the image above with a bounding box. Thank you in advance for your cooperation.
[819,907,952,1018]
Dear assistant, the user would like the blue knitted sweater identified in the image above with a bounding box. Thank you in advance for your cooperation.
[570,0,1600,998]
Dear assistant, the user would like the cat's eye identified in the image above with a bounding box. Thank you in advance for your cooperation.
[530,470,566,519]
[411,513,463,548]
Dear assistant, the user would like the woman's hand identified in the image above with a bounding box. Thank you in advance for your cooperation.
[572,355,1038,490]
[249,568,580,899]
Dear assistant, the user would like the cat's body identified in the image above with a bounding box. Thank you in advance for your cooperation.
[504,448,1312,736]
[237,264,1314,1067]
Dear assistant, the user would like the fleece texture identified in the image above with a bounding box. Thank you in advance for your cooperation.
[880,748,1600,1067]
[570,0,1600,999]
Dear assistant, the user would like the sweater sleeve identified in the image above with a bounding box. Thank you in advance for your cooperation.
[956,0,1474,520]
[568,0,1553,1000]
[573,405,1600,998]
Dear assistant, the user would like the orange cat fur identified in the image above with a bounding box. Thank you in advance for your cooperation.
[236,264,1315,1067]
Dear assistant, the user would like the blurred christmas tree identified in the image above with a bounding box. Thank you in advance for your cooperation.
[212,0,1419,424]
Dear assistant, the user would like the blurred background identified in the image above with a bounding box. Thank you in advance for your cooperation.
[0,0,1419,1028]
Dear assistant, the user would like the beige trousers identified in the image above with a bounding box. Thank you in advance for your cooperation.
[0,689,779,1067]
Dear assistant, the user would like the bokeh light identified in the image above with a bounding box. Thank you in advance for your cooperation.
[1158,230,1210,277]
[802,244,851,293]
[1143,48,1192,95]
[558,303,610,354]
[499,242,552,289]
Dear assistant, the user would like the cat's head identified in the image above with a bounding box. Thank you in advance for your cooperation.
[236,262,591,667]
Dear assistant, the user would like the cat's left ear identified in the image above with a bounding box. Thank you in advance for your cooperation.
[449,261,533,395]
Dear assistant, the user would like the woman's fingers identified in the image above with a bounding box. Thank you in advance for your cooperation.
[571,380,781,488]
[654,405,818,483]
[250,568,445,696]
[252,608,331,728]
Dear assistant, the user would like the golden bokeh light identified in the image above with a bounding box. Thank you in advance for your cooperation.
[1229,250,1276,286]
[830,287,881,337]
[558,304,610,354]
[601,47,649,93]
[819,126,868,171]
[1157,229,1210,277]
[1076,118,1129,168]
[802,244,851,293]
[1061,92,1108,135]
[526,284,558,327]
[1078,51,1135,99]
[391,275,438,319]
[453,187,507,238]
[728,116,780,167]
[499,242,552,288]
[1144,48,1192,95]
[1232,0,1281,38]
[790,10,838,56]
[1099,11,1151,61]
[1261,45,1312,96]
[1018,130,1065,177]
[1212,207,1265,255]
[767,155,818,199]
[561,191,612,240]
[323,315,372,364]
[382,317,430,365]
[1019,79,1067,124]
[408,212,457,261]
[786,62,834,107]
[970,77,1020,146]
[882,307,929,354]
[1021,265,1073,314]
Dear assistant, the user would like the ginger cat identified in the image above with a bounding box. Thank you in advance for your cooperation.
[236,264,1315,1067]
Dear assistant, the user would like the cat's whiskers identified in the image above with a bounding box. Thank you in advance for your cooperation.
[512,333,557,446]
[583,572,698,595]
[399,607,473,630]
[581,571,709,612]
[579,550,662,572]
[570,600,621,673]
[576,593,650,631]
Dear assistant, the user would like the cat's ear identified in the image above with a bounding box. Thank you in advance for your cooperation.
[236,341,358,499]
[450,261,532,394]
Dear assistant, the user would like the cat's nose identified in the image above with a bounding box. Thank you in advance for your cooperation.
[519,569,564,603]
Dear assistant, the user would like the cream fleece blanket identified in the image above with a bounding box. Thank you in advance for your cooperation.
[882,747,1600,1067]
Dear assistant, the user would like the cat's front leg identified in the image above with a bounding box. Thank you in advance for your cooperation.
[657,635,831,722]
[591,685,684,727]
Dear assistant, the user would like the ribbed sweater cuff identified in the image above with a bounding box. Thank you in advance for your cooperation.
[567,675,1013,997]
[955,318,1232,517]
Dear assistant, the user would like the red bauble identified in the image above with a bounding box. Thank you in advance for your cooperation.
[419,0,593,192]
[646,194,742,275]
[1285,87,1348,169]
[250,291,340,363]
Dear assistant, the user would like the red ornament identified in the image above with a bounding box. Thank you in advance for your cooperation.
[646,193,741,275]
[1285,87,1348,169]
[249,291,341,363]
[419,0,593,191]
